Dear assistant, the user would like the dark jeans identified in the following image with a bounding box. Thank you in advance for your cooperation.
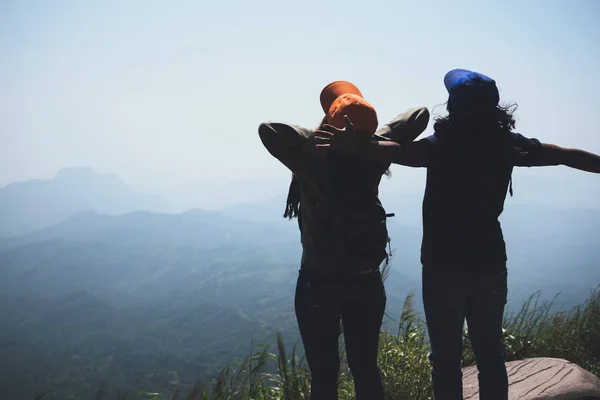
[423,266,508,400]
[295,269,386,400]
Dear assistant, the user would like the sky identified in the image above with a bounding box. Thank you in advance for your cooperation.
[1,0,600,210]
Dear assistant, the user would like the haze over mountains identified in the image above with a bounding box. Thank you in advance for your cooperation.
[0,167,176,238]
[0,167,598,399]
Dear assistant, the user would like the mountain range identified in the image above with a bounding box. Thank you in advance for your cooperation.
[0,167,597,399]
[0,167,176,238]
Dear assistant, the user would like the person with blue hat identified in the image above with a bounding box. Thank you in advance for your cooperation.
[315,69,600,400]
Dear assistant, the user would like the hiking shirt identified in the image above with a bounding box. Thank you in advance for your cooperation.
[258,115,414,280]
[420,127,546,271]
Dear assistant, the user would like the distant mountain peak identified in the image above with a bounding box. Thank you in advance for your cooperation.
[0,168,176,238]
[56,166,97,177]
[55,166,122,184]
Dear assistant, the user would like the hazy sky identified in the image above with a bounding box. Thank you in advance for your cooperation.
[2,0,599,209]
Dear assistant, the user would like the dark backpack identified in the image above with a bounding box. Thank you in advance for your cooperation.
[323,157,391,277]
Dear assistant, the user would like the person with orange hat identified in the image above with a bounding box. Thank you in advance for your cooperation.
[258,81,429,399]
[315,69,600,400]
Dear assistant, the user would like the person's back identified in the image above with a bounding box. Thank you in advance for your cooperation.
[417,70,546,400]
[297,152,390,280]
[400,69,599,400]
[258,81,430,400]
[421,125,534,270]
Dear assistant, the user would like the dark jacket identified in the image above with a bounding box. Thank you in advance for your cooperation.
[259,108,429,280]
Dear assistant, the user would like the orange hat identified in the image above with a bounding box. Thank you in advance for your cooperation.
[327,94,378,135]
[319,81,378,136]
[320,81,364,114]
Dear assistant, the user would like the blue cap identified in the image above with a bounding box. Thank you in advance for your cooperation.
[444,69,500,109]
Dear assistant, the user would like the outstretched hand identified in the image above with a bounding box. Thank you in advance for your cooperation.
[314,115,369,155]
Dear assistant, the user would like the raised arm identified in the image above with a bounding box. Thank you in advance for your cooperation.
[375,106,431,145]
[354,139,429,167]
[512,133,600,173]
[314,106,431,167]
[528,143,600,173]
[258,122,320,178]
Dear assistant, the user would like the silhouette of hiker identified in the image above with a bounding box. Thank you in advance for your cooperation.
[315,69,600,400]
[258,81,429,400]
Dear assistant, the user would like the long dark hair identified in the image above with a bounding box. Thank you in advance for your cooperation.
[433,101,520,196]
[433,102,518,134]
[283,117,328,219]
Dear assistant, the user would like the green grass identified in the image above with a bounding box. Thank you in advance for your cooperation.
[486,287,598,374]
[36,286,600,400]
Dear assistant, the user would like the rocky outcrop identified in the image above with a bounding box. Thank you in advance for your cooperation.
[463,358,600,399]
